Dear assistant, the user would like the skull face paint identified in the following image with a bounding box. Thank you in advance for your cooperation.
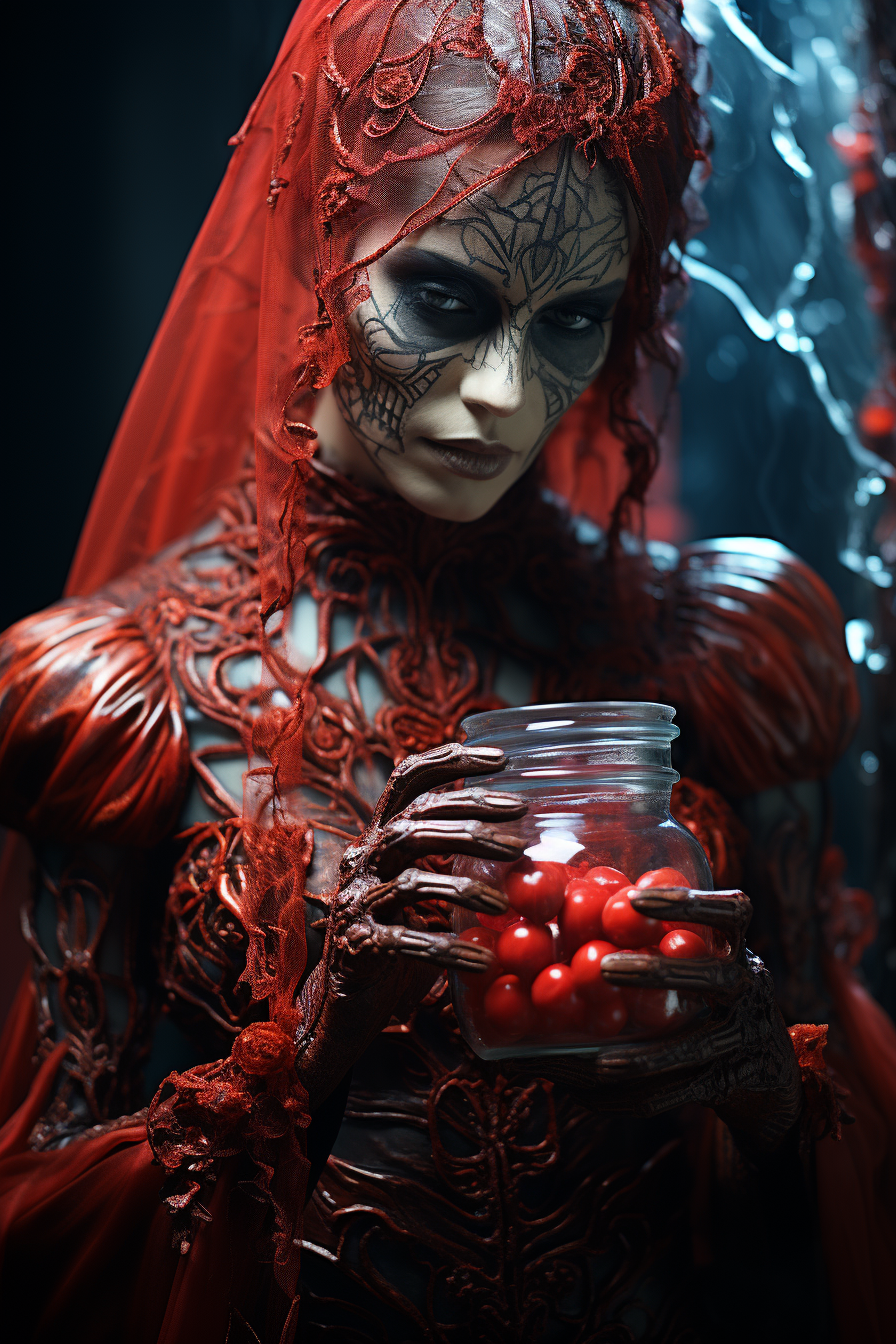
[312,139,633,521]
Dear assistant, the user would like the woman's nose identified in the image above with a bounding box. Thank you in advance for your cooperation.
[458,336,527,418]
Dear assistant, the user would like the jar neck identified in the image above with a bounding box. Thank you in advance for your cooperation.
[461,702,681,794]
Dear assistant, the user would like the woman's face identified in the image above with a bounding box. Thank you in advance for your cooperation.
[312,139,633,521]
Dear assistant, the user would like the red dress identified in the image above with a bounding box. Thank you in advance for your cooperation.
[1,463,892,1342]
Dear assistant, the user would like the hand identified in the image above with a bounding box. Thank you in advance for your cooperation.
[295,741,525,1107]
[518,887,804,1160]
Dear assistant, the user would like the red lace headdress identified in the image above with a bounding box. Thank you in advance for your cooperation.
[68,0,706,609]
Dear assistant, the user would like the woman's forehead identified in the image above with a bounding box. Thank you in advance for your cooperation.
[402,144,632,302]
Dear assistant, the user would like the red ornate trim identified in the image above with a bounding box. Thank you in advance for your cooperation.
[789,1023,847,1146]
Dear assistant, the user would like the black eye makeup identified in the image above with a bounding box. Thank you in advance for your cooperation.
[531,302,613,374]
[374,245,624,374]
[531,277,627,374]
[381,248,501,350]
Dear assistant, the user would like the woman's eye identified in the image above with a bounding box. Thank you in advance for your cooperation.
[545,309,599,332]
[419,287,471,313]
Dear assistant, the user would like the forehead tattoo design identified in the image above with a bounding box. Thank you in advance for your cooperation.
[335,140,630,464]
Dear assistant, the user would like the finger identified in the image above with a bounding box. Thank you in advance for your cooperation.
[400,788,526,823]
[363,868,508,918]
[629,888,751,942]
[371,818,525,878]
[375,744,505,825]
[599,951,753,1003]
[591,1010,742,1081]
[343,920,494,971]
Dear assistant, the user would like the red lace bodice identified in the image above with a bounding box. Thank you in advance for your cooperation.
[0,462,857,852]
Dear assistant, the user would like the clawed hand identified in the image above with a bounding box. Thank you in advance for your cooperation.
[295,742,525,1105]
[323,741,526,986]
[517,887,804,1159]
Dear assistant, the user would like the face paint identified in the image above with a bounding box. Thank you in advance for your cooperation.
[312,139,633,521]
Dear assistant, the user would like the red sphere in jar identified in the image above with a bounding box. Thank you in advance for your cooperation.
[624,987,690,1033]
[569,939,623,1004]
[456,926,502,992]
[659,929,709,959]
[635,867,690,890]
[496,920,555,983]
[530,964,586,1031]
[504,858,567,922]
[585,865,630,893]
[602,888,664,948]
[482,975,533,1041]
[587,995,629,1037]
[558,881,613,953]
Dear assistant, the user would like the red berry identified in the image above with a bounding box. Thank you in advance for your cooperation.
[531,964,586,1031]
[482,975,533,1041]
[624,987,689,1034]
[558,881,613,953]
[585,865,630,893]
[588,995,629,1037]
[569,939,622,1003]
[504,859,567,922]
[602,888,664,948]
[659,929,709,959]
[496,920,555,983]
[636,867,690,890]
[456,926,501,991]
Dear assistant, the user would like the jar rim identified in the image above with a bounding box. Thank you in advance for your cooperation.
[461,701,677,740]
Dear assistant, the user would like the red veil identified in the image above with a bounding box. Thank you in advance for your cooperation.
[67,0,705,607]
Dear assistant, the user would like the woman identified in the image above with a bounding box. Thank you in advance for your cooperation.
[0,1,892,1340]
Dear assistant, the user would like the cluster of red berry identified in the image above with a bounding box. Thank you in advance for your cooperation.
[457,859,711,1047]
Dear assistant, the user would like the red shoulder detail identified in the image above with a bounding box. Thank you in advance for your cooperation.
[0,596,190,846]
[662,539,860,796]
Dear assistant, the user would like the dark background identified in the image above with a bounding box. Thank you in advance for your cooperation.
[6,0,297,624]
[4,1,893,1005]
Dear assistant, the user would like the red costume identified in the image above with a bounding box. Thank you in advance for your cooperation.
[0,2,893,1341]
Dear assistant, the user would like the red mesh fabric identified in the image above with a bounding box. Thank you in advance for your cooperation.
[146,819,311,1281]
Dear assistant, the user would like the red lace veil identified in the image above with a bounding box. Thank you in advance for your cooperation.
[68,0,706,609]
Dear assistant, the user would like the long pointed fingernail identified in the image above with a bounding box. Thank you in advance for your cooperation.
[469,747,503,760]
[477,889,509,912]
[629,892,686,911]
[481,792,524,809]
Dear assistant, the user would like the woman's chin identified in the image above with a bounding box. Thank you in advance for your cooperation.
[384,459,518,522]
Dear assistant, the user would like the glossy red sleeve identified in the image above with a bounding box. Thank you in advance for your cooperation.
[0,597,190,847]
[660,538,860,795]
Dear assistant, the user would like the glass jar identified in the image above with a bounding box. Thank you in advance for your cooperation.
[450,702,716,1060]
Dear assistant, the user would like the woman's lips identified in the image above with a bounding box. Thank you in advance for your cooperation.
[421,437,514,480]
